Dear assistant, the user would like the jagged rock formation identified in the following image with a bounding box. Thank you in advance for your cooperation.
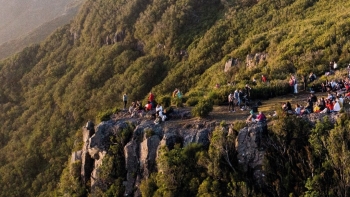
[224,58,239,72]
[236,122,268,187]
[70,110,343,196]
[71,116,270,196]
[246,52,268,68]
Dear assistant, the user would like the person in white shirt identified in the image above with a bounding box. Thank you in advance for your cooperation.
[295,104,301,115]
[156,104,167,121]
[333,100,341,112]
[338,95,344,106]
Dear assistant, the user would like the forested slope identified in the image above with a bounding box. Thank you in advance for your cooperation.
[1,0,350,196]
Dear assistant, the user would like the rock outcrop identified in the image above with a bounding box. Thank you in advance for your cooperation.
[236,122,268,186]
[246,52,267,68]
[72,117,270,196]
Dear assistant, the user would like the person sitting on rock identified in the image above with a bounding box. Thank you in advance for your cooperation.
[310,94,317,103]
[154,113,162,125]
[325,99,334,112]
[305,98,313,114]
[282,103,288,111]
[255,111,266,122]
[129,102,138,117]
[333,100,341,112]
[156,104,167,122]
[295,104,301,116]
[286,102,292,111]
[338,95,344,107]
[246,110,257,123]
[145,101,152,111]
[313,103,321,113]
[129,102,135,114]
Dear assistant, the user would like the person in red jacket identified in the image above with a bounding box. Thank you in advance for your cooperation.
[261,75,267,83]
[255,111,267,122]
[148,92,155,108]
[325,99,334,111]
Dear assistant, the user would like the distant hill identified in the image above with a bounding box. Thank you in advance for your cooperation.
[0,0,83,60]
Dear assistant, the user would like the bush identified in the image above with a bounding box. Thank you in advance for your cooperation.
[250,81,289,100]
[192,99,213,118]
[172,96,184,107]
[232,120,246,131]
[186,97,199,106]
[70,161,82,178]
[158,95,171,108]
[187,89,205,97]
[207,86,237,106]
[97,108,118,122]
[145,128,155,138]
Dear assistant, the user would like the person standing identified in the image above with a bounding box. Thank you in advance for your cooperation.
[293,76,298,94]
[302,75,307,91]
[245,84,251,98]
[289,77,295,94]
[228,93,235,112]
[123,93,128,110]
[234,89,240,107]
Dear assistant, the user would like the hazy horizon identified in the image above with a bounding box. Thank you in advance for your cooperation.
[0,0,82,45]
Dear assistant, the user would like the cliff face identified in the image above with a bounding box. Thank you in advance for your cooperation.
[71,116,268,196]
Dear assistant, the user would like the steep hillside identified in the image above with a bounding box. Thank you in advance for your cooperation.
[1,0,350,196]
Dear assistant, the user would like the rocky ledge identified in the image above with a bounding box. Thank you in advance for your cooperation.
[70,110,341,196]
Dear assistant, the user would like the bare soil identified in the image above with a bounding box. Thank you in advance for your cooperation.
[115,90,329,127]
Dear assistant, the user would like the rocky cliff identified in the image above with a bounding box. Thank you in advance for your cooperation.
[71,114,270,196]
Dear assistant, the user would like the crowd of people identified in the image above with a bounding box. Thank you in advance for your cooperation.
[282,92,344,116]
[124,90,181,125]
[281,68,349,116]
[125,92,157,119]
[121,63,350,125]
[228,84,252,112]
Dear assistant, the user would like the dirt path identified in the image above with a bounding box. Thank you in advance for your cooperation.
[177,90,329,125]
[115,91,329,126]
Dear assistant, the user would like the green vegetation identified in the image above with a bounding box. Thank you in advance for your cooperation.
[191,98,214,118]
[1,0,350,196]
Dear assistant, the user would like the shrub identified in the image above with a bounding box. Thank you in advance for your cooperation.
[70,161,82,178]
[187,89,205,97]
[232,120,246,131]
[186,97,199,106]
[192,99,213,118]
[158,95,171,108]
[250,81,289,100]
[220,120,227,127]
[207,91,219,100]
[172,96,184,107]
[145,128,155,138]
[97,108,117,122]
